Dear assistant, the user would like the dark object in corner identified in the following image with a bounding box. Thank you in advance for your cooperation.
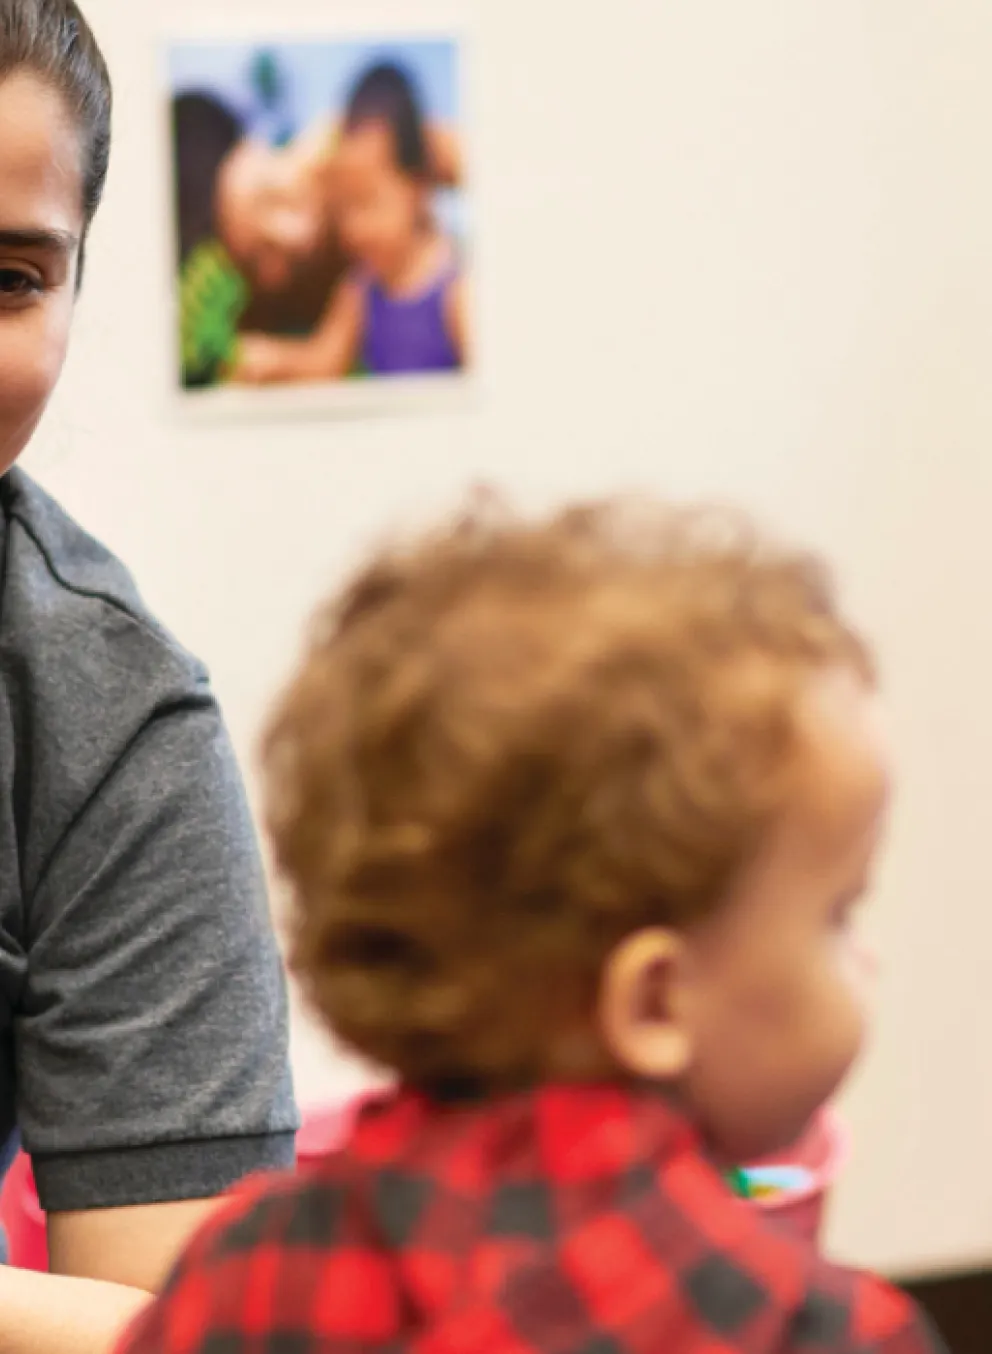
[902,1270,992,1354]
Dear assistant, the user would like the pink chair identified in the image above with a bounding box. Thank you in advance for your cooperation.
[295,1102,355,1166]
[0,1149,46,1271]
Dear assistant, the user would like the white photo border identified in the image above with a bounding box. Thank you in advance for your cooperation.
[154,2,479,426]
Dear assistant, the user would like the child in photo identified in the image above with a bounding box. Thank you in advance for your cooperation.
[117,496,944,1354]
[232,60,468,384]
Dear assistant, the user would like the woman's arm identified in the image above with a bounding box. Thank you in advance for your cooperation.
[0,476,297,1353]
[0,1200,218,1354]
[231,275,364,385]
[16,700,295,1217]
[48,1200,220,1292]
[5,699,295,1349]
[0,1264,147,1354]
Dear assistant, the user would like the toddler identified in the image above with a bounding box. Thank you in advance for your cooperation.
[118,495,944,1353]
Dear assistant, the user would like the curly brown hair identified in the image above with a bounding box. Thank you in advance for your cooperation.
[261,494,873,1090]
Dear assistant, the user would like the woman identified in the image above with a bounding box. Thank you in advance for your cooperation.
[0,4,296,1351]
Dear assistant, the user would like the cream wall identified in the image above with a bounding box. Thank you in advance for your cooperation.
[23,0,992,1278]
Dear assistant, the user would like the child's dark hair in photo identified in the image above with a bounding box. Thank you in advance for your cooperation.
[117,494,946,1354]
[344,60,430,177]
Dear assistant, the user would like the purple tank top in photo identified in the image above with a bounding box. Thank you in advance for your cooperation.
[362,266,461,375]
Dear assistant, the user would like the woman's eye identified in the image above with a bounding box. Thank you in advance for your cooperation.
[0,268,41,299]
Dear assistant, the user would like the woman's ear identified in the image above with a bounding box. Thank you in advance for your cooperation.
[598,928,694,1080]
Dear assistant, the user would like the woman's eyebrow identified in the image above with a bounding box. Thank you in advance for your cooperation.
[0,227,78,254]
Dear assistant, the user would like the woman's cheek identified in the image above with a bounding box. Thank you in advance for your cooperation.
[0,308,72,470]
[837,926,877,999]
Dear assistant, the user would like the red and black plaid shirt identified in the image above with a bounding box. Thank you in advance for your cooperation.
[117,1084,945,1354]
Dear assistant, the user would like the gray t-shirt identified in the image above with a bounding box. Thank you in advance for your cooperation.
[0,468,297,1212]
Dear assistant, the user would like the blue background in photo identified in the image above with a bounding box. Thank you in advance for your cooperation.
[167,38,460,144]
[168,37,466,244]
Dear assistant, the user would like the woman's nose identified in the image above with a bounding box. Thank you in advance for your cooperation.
[852,934,879,983]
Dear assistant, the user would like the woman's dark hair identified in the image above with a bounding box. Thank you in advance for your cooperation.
[0,0,112,280]
[171,92,243,263]
[344,61,428,176]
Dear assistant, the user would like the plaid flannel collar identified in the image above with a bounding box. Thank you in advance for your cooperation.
[116,1082,945,1354]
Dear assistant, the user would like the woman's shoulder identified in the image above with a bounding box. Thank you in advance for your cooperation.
[0,471,243,911]
[4,468,160,616]
[0,468,206,689]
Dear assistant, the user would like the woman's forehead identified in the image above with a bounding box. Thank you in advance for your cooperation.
[0,72,84,239]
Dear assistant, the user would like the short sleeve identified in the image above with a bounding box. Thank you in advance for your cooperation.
[14,693,298,1212]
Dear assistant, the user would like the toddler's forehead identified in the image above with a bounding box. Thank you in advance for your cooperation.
[751,674,889,888]
[795,675,889,826]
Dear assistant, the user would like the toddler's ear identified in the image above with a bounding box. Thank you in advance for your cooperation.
[598,928,694,1080]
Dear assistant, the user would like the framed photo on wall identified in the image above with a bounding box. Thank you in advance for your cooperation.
[162,13,473,417]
